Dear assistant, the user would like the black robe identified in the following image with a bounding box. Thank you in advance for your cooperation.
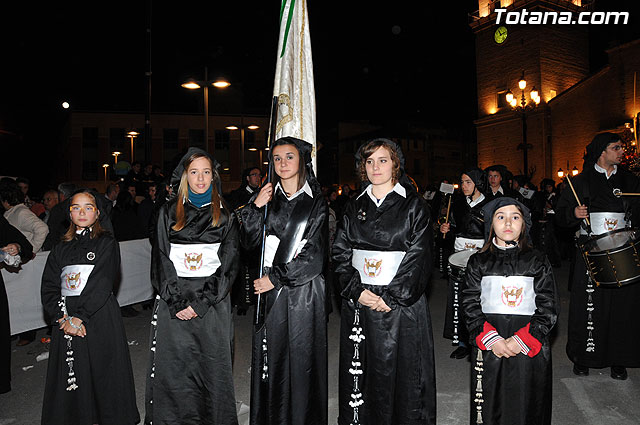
[0,216,32,394]
[41,231,139,425]
[556,165,640,367]
[238,187,328,425]
[333,186,436,425]
[226,184,260,312]
[444,193,487,344]
[462,246,557,425]
[145,199,240,425]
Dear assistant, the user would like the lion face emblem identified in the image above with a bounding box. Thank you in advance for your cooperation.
[604,218,618,231]
[184,253,203,271]
[464,242,477,250]
[502,285,523,307]
[364,258,382,278]
[65,272,81,290]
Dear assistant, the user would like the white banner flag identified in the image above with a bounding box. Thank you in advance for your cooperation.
[272,0,317,171]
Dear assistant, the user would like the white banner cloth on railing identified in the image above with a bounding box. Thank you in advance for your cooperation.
[4,238,154,335]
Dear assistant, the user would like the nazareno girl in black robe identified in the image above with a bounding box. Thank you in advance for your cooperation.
[0,217,32,394]
[41,189,139,425]
[238,136,328,425]
[333,138,436,425]
[145,148,240,425]
[440,167,488,359]
[462,197,558,425]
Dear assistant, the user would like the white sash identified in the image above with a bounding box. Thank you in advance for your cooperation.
[60,264,95,296]
[480,275,536,316]
[454,237,484,252]
[169,243,221,277]
[580,212,626,235]
[262,235,308,268]
[352,249,406,286]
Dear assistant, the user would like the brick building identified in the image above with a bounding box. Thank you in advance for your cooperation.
[471,0,640,186]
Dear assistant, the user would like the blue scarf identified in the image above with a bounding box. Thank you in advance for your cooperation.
[188,185,212,207]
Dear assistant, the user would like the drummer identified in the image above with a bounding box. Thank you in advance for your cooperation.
[440,167,489,359]
[556,132,640,380]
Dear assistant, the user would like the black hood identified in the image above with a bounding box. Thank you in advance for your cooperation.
[583,132,621,170]
[462,167,487,196]
[269,136,321,196]
[481,197,532,241]
[170,147,222,196]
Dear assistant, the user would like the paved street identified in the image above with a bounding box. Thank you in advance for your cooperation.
[2,258,640,424]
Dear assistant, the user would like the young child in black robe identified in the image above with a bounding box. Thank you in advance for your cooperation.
[462,197,558,425]
[41,189,139,425]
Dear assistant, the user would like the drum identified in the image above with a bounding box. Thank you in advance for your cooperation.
[580,228,640,287]
[448,249,477,281]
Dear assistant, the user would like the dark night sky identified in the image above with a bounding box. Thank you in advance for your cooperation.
[1,1,640,185]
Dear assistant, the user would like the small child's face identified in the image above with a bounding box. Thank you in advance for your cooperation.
[492,205,523,246]
[69,193,99,229]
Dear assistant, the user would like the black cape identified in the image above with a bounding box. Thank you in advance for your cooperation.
[556,165,640,367]
[0,216,32,394]
[145,197,240,425]
[333,185,436,425]
[239,185,328,425]
[444,194,488,343]
[40,231,139,425]
[462,245,558,425]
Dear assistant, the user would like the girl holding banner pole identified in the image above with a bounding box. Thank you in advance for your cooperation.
[239,136,328,425]
[333,138,436,425]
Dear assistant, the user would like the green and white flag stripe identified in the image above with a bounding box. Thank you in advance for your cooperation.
[272,0,317,171]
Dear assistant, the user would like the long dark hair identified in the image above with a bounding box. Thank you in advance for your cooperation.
[479,203,533,253]
[271,143,307,193]
[62,190,106,241]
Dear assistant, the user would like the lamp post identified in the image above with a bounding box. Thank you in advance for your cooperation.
[182,67,230,153]
[226,124,260,171]
[127,131,139,162]
[506,72,541,177]
[112,151,121,164]
[103,164,110,183]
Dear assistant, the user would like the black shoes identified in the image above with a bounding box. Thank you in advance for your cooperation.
[572,364,589,376]
[611,366,628,380]
[450,346,470,359]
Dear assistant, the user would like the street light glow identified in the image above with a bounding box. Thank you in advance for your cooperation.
[61,101,70,109]
[248,148,258,151]
[127,131,140,137]
[181,81,201,89]
[505,90,514,104]
[226,125,239,130]
[518,78,526,90]
[557,169,564,178]
[247,125,260,130]
[212,80,230,88]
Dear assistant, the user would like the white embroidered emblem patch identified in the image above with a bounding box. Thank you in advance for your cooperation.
[87,252,95,261]
[65,272,81,290]
[184,253,203,271]
[363,258,382,278]
[501,285,524,308]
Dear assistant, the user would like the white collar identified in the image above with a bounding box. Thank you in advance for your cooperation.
[594,163,617,179]
[357,182,406,207]
[492,186,504,195]
[245,185,255,194]
[468,193,485,208]
[492,237,518,250]
[275,180,313,200]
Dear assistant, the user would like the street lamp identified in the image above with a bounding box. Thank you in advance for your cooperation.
[181,67,230,153]
[112,151,121,164]
[225,124,260,171]
[127,131,139,162]
[102,164,110,183]
[506,71,541,177]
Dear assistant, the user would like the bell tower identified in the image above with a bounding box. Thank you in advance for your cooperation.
[470,0,590,179]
